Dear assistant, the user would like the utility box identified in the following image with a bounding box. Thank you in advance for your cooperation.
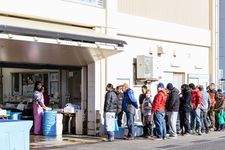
[136,55,154,79]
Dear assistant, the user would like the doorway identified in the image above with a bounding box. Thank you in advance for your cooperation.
[173,73,185,90]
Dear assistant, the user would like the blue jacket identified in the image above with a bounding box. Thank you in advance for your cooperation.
[123,88,138,114]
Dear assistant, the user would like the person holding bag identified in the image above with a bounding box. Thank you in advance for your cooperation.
[104,83,118,142]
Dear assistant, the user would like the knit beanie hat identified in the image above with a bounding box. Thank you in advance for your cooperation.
[157,82,164,88]
[166,83,174,90]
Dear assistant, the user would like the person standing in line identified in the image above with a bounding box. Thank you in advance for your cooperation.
[179,84,192,135]
[139,85,148,123]
[198,85,210,134]
[104,83,118,142]
[122,83,138,140]
[152,83,168,140]
[214,89,225,131]
[208,83,218,130]
[33,81,47,135]
[115,85,124,127]
[189,83,202,135]
[142,89,153,138]
[166,83,180,138]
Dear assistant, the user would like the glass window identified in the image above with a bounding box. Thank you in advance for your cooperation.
[12,73,20,95]
[65,0,104,8]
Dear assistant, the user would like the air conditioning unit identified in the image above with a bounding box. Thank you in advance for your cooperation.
[136,55,154,79]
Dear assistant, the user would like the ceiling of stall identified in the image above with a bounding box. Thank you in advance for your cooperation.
[0,38,122,66]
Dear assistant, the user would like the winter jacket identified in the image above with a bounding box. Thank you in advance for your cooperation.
[208,89,218,107]
[214,92,225,112]
[104,90,118,113]
[191,88,202,109]
[166,87,180,112]
[201,91,210,110]
[123,88,138,114]
[180,90,192,112]
[117,93,124,114]
[151,89,168,113]
[139,93,146,110]
[142,97,152,116]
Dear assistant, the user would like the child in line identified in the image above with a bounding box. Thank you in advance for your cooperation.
[142,89,153,138]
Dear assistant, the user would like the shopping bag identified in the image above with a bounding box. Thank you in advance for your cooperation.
[216,111,225,125]
[114,119,119,132]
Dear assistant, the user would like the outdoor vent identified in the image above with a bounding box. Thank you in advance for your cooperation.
[136,55,153,79]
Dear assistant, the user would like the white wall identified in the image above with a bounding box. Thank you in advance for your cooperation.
[0,0,105,27]
[106,36,209,97]
[118,0,209,29]
[219,0,225,79]
[117,13,211,47]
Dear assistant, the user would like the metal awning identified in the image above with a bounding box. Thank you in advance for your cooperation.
[0,16,126,66]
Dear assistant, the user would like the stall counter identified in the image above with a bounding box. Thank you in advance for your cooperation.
[0,120,33,150]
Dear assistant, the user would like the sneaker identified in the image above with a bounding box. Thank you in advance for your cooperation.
[168,136,177,139]
[183,133,191,136]
[197,131,202,135]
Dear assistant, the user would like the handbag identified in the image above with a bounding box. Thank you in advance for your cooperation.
[114,118,119,132]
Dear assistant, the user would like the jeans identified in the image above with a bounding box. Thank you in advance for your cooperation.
[126,112,135,137]
[200,109,209,132]
[154,111,166,139]
[191,108,201,131]
[180,111,191,134]
[167,111,178,136]
[208,106,215,128]
[143,115,153,136]
[108,131,115,141]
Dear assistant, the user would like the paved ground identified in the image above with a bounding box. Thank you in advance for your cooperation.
[31,131,225,150]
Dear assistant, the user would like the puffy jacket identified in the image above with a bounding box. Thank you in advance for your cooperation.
[152,89,168,113]
[104,90,118,113]
[142,97,152,116]
[191,88,202,109]
[214,93,225,112]
[208,89,218,107]
[123,88,138,114]
[166,87,180,112]
[180,90,192,112]
[117,93,124,114]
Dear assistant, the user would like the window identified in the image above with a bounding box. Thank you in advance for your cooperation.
[63,0,105,8]
[12,73,20,95]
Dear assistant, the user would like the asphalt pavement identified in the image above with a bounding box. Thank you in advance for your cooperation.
[31,131,225,150]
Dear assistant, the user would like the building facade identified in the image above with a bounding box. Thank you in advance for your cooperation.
[0,0,219,135]
[219,0,225,90]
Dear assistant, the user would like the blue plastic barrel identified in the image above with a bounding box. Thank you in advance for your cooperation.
[10,112,22,120]
[43,110,57,136]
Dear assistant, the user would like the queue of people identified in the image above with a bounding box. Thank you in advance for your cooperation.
[103,82,225,142]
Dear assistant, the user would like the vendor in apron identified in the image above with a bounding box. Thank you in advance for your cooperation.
[33,81,47,135]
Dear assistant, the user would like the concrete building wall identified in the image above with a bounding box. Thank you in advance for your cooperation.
[118,0,209,29]
[219,0,225,79]
[0,0,105,27]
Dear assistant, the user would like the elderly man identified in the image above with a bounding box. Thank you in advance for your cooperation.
[122,83,138,140]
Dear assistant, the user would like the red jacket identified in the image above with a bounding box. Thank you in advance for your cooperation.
[191,88,202,109]
[152,89,168,113]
